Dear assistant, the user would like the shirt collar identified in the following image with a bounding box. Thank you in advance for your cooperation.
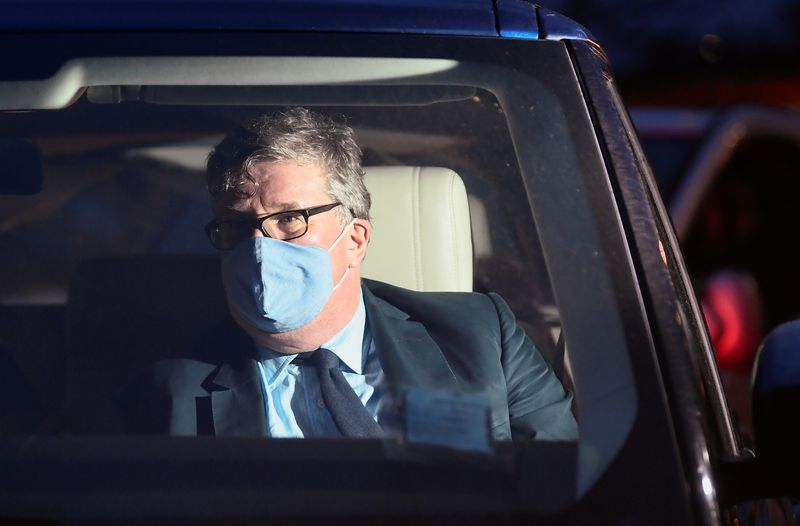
[256,292,367,383]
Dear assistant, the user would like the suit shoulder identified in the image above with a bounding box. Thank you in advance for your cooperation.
[362,278,502,320]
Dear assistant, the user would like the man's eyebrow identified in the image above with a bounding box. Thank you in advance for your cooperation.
[219,200,304,218]
[262,200,303,213]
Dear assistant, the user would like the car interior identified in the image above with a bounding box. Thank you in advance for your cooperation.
[0,46,652,518]
[0,94,566,436]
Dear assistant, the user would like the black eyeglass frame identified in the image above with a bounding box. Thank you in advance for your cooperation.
[205,202,342,250]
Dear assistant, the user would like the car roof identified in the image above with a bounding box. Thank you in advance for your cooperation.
[0,0,591,42]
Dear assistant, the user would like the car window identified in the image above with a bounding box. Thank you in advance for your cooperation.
[0,34,654,519]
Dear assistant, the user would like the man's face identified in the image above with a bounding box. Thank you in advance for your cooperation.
[212,159,370,353]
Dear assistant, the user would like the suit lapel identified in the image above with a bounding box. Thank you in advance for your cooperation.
[205,358,267,437]
[191,319,267,436]
[362,284,458,392]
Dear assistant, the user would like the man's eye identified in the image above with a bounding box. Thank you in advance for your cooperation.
[274,213,303,224]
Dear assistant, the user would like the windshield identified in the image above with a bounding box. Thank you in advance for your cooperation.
[0,34,647,522]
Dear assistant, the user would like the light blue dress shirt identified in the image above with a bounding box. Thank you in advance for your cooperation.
[255,294,385,437]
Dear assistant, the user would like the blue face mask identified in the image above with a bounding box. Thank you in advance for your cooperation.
[221,221,354,333]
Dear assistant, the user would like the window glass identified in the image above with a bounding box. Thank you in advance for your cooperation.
[0,44,646,515]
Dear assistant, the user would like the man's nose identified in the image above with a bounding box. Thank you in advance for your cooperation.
[251,227,265,238]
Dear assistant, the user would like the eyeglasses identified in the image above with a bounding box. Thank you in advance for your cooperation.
[205,202,342,250]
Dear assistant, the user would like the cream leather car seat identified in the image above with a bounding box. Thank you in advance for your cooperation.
[360,166,472,292]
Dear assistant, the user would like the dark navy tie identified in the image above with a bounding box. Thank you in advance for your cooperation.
[302,348,383,438]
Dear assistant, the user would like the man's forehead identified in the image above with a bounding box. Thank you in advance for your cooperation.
[211,160,329,214]
[251,160,327,195]
[248,159,324,178]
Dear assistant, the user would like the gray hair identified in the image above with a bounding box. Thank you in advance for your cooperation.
[206,107,371,223]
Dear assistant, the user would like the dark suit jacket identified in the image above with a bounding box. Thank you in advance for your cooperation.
[118,279,577,441]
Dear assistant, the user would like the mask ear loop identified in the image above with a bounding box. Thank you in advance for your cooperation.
[327,218,357,253]
[329,218,358,290]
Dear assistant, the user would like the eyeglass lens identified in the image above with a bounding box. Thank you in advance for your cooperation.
[207,203,340,250]
[260,211,308,240]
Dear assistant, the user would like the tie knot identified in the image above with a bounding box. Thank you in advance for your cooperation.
[305,348,340,370]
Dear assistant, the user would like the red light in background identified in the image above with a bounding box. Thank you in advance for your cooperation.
[701,270,764,371]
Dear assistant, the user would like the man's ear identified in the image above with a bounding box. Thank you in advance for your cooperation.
[347,219,371,268]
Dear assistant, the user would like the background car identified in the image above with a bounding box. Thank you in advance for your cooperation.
[546,0,800,450]
[631,106,800,439]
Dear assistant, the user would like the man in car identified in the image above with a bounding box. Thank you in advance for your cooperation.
[123,107,577,441]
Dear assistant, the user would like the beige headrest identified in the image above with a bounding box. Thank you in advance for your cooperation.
[360,166,472,292]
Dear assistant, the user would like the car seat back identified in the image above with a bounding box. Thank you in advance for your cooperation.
[361,166,472,292]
